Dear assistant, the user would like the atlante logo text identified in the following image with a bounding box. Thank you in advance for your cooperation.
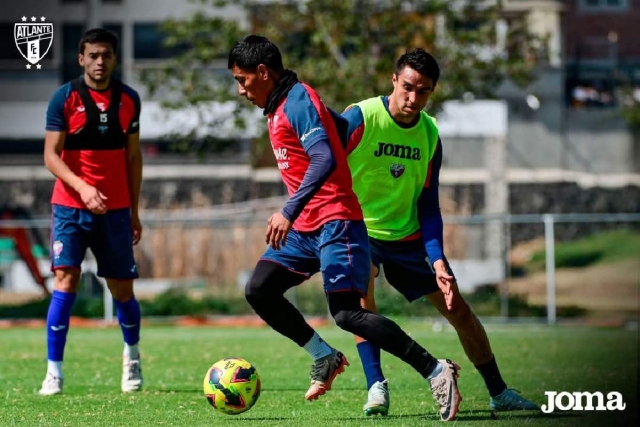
[541,391,626,413]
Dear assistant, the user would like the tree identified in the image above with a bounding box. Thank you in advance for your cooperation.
[140,0,543,161]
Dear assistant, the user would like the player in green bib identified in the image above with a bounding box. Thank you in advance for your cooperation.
[342,48,539,417]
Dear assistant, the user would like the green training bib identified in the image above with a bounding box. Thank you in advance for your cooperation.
[347,96,439,240]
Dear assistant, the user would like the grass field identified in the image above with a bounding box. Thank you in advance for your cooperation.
[1,321,638,426]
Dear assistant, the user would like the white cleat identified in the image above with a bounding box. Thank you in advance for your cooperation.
[363,379,390,416]
[39,373,63,396]
[121,357,143,392]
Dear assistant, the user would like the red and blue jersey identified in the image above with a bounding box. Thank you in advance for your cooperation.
[45,78,140,210]
[267,82,363,231]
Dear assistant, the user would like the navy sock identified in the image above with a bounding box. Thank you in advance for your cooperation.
[476,356,507,397]
[46,290,77,361]
[357,341,385,390]
[114,297,141,346]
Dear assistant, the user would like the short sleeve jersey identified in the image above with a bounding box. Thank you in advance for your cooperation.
[45,77,140,209]
[267,82,363,231]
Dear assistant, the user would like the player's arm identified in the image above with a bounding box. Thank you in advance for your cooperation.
[281,139,336,222]
[43,131,85,192]
[417,138,445,267]
[418,138,455,308]
[341,104,365,154]
[125,92,143,216]
[125,91,143,244]
[43,87,106,213]
[280,96,337,223]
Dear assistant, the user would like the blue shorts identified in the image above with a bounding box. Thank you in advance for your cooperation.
[260,219,370,295]
[370,237,455,302]
[50,205,138,280]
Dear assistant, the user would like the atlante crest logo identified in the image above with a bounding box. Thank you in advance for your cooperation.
[390,163,405,178]
[14,16,53,69]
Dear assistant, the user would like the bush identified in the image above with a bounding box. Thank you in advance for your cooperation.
[0,283,586,319]
[528,229,640,272]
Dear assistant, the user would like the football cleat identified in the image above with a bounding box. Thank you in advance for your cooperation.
[363,379,390,416]
[428,359,462,421]
[39,372,63,396]
[305,350,349,401]
[122,356,143,392]
[490,388,539,411]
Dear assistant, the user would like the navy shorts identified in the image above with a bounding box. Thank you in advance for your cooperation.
[260,219,370,295]
[50,205,138,280]
[370,237,455,302]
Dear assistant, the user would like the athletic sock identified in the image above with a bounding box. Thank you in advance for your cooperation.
[114,297,141,349]
[475,356,507,397]
[47,360,63,378]
[46,290,77,371]
[302,332,333,361]
[357,341,385,389]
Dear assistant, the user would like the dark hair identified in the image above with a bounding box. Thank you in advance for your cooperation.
[227,34,284,72]
[78,28,119,55]
[395,48,440,85]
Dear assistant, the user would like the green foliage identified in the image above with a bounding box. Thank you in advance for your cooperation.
[138,0,542,157]
[138,288,250,316]
[617,82,640,130]
[528,229,640,272]
[0,281,586,319]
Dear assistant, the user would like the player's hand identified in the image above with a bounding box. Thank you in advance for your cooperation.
[433,259,455,311]
[266,212,292,250]
[131,213,143,245]
[78,183,107,214]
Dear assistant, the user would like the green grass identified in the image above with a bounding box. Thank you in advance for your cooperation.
[0,322,638,426]
[528,229,640,271]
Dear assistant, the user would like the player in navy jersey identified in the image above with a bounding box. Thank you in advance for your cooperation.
[228,35,461,420]
[39,28,144,395]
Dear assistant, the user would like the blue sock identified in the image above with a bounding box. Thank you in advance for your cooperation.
[46,290,77,362]
[357,341,385,389]
[114,297,141,346]
[302,332,333,361]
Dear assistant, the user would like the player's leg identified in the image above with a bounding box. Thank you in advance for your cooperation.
[92,208,142,392]
[40,206,88,395]
[382,240,537,411]
[356,261,389,416]
[321,221,461,421]
[424,278,538,411]
[244,230,345,401]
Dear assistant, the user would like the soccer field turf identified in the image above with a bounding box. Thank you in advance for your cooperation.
[1,322,637,426]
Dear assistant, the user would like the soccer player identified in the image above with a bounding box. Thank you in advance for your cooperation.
[39,28,144,395]
[229,35,462,421]
[342,48,539,416]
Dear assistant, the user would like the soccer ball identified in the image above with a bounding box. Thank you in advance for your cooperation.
[203,357,261,415]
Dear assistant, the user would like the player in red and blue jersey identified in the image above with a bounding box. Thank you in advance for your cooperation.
[39,28,144,396]
[228,36,458,413]
[342,49,538,417]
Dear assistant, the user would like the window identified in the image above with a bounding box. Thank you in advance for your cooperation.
[0,24,20,60]
[580,0,628,10]
[134,24,188,60]
[62,24,83,83]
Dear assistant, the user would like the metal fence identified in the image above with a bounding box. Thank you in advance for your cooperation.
[1,204,639,324]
